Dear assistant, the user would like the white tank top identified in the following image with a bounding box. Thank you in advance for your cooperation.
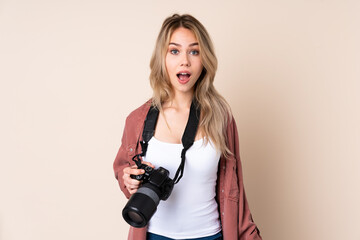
[143,137,221,239]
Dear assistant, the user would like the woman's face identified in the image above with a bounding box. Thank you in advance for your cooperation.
[165,27,203,97]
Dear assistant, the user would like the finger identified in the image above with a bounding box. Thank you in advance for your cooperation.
[124,177,141,186]
[123,173,142,189]
[127,182,140,190]
[126,179,141,191]
[128,178,141,186]
[142,161,155,168]
[128,188,138,194]
[123,167,145,175]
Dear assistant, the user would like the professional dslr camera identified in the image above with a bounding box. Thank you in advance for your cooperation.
[122,163,174,228]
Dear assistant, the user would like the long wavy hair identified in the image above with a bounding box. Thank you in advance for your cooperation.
[149,14,231,156]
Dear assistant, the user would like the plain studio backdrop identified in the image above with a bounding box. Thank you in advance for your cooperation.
[0,0,359,239]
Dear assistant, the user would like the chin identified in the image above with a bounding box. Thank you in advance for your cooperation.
[176,86,195,94]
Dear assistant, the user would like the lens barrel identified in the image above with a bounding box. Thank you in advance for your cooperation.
[122,183,161,228]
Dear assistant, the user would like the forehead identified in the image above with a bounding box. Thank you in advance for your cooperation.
[169,27,198,44]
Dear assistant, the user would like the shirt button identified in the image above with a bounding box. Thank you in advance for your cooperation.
[222,212,225,215]
[129,148,133,152]
[223,166,225,170]
[222,189,224,193]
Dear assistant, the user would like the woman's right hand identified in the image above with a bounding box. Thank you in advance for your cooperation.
[122,161,155,194]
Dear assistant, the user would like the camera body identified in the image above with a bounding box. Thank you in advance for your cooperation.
[130,164,173,201]
[123,164,174,228]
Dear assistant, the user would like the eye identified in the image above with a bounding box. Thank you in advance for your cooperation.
[170,49,179,55]
[189,50,199,55]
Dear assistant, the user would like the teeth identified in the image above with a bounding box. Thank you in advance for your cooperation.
[180,73,188,75]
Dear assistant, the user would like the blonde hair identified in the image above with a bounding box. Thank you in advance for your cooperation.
[149,14,231,156]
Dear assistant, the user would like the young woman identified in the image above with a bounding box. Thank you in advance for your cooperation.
[113,14,262,240]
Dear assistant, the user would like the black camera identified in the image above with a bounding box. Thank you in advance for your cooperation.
[122,164,174,228]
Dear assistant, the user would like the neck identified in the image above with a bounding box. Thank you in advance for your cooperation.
[165,91,194,110]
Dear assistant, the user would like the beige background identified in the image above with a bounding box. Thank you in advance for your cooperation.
[1,0,359,239]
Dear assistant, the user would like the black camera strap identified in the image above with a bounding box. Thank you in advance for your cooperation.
[132,100,200,184]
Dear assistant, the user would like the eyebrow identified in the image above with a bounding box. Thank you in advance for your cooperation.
[169,42,199,47]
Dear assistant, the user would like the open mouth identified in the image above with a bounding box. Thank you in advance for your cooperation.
[176,72,191,83]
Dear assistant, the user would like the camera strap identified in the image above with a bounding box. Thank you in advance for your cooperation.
[132,100,201,184]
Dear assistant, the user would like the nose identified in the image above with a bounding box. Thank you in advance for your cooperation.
[180,52,190,67]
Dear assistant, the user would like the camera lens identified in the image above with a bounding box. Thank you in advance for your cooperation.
[123,206,147,227]
[122,183,161,228]
[127,211,144,225]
